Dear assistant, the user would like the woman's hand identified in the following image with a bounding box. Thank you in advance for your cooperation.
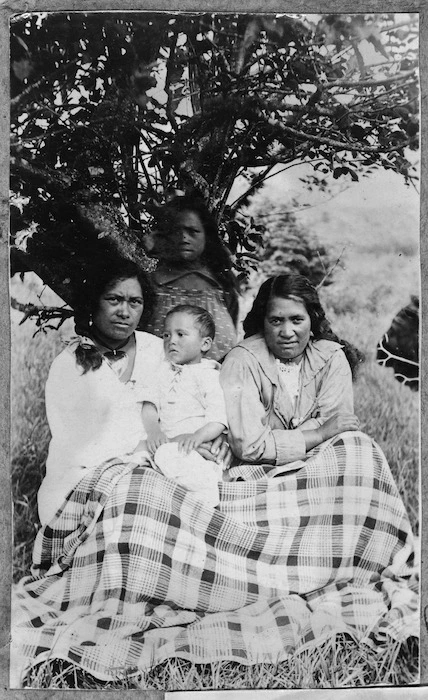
[303,413,360,453]
[196,434,233,468]
[320,413,360,442]
[146,428,168,455]
[173,433,201,455]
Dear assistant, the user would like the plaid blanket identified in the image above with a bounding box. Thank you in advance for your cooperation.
[11,432,418,687]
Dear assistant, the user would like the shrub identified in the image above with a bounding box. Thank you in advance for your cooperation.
[249,200,339,289]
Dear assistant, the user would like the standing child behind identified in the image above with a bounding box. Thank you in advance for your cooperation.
[144,304,228,507]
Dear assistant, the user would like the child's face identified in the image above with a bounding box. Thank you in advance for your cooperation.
[163,312,212,365]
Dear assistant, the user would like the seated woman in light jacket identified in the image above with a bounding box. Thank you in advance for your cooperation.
[220,273,364,474]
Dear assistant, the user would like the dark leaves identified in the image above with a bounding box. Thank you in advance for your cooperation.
[332,166,358,181]
[10,11,419,296]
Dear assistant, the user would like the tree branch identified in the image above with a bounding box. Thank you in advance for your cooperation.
[227,164,277,213]
[10,57,81,112]
[11,296,74,329]
[267,118,412,154]
[179,160,210,200]
[10,156,76,190]
[139,132,169,194]
[325,68,416,89]
[165,34,179,130]
[316,247,346,290]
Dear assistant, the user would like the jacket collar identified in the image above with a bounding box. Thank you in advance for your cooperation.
[168,358,221,373]
[235,333,343,386]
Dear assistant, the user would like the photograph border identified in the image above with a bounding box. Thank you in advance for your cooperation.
[1,1,426,697]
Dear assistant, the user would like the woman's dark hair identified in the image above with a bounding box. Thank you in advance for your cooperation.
[243,274,364,379]
[153,194,240,325]
[73,258,156,373]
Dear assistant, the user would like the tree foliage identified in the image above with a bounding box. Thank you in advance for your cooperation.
[10,11,419,311]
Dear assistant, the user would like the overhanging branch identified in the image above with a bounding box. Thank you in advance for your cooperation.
[268,118,412,154]
[10,156,77,190]
[325,68,416,89]
[11,297,74,330]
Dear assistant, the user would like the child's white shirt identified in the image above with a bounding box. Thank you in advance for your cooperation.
[157,358,228,437]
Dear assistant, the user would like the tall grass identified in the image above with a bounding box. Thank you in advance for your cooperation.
[11,316,64,580]
[322,303,419,535]
[24,635,418,690]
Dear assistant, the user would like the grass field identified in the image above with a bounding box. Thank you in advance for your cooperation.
[10,177,420,689]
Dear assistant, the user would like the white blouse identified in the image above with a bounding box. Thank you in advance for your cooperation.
[275,359,302,409]
[37,331,165,524]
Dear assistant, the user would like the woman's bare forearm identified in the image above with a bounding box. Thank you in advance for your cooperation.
[301,428,324,452]
[302,413,360,451]
[192,422,225,446]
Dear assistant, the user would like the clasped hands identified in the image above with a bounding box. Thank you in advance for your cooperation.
[145,426,233,467]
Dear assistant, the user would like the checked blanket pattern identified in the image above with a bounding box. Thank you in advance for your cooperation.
[11,432,418,686]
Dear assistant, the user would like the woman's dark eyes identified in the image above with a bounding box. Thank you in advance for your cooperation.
[105,296,143,307]
[270,317,304,324]
[177,229,201,236]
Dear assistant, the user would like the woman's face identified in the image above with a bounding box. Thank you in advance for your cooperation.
[171,210,206,263]
[92,277,144,347]
[264,296,312,362]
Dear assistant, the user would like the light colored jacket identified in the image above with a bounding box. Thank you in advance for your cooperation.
[220,334,353,467]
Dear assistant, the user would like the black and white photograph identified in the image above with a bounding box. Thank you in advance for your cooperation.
[5,5,423,693]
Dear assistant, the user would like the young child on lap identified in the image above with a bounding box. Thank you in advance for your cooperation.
[144,304,228,507]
